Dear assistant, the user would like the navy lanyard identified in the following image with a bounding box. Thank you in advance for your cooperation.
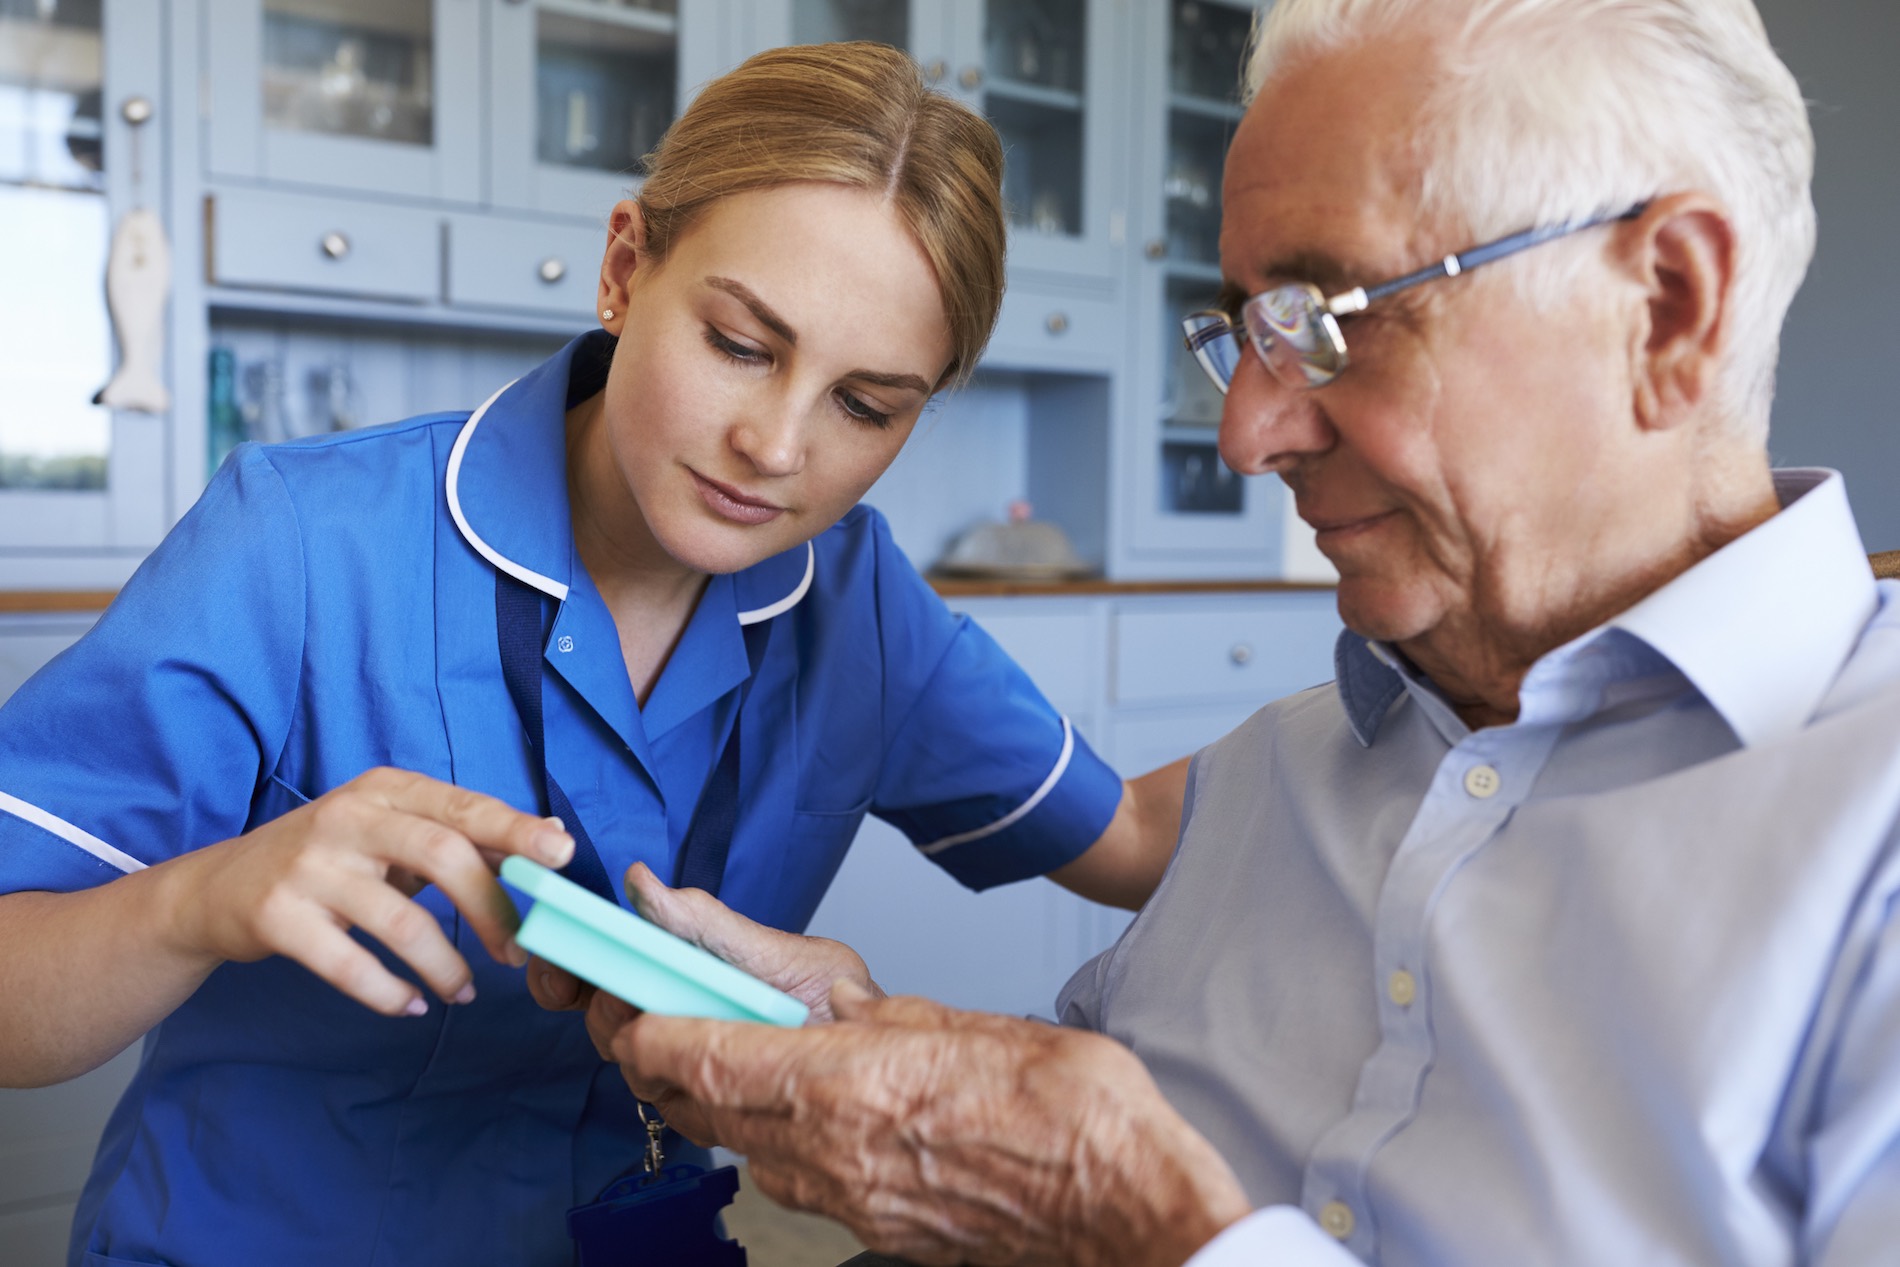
[494,569,760,904]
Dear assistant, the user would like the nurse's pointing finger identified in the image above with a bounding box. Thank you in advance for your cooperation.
[355,768,576,868]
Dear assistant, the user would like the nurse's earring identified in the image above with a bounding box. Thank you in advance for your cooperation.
[601,309,615,321]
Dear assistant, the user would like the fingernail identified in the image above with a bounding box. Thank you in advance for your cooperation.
[403,996,428,1017]
[535,826,575,867]
[506,939,529,968]
[451,983,476,1005]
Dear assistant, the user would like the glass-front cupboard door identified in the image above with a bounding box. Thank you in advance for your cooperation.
[1127,0,1279,571]
[0,0,166,565]
[204,0,482,203]
[488,0,718,219]
[746,0,1124,285]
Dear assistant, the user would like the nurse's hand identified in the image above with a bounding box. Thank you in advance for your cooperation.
[606,985,1254,1267]
[170,767,575,1017]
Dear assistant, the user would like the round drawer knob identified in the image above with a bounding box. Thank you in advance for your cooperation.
[959,64,985,91]
[319,231,351,261]
[923,58,947,85]
[1229,643,1254,666]
[1044,311,1070,336]
[120,96,154,126]
[1144,238,1168,261]
[538,257,567,284]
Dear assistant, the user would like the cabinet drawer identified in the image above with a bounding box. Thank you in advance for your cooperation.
[446,215,606,317]
[985,284,1119,367]
[208,189,440,303]
[1109,706,1263,773]
[1112,598,1340,708]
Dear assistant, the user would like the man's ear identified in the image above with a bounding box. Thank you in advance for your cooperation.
[596,199,651,335]
[1621,193,1737,432]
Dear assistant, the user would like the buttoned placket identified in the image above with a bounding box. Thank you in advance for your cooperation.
[1300,642,1617,1260]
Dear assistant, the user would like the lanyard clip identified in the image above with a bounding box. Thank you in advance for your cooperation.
[638,1101,667,1180]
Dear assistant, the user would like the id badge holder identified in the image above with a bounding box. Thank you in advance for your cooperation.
[567,1105,748,1266]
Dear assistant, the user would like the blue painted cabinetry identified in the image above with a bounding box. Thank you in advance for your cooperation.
[2,0,1300,588]
[805,589,1343,1015]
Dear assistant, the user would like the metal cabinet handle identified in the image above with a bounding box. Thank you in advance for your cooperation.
[1045,311,1070,336]
[1144,238,1168,261]
[959,64,984,91]
[923,58,947,85]
[320,231,351,261]
[538,257,567,284]
[1229,643,1254,666]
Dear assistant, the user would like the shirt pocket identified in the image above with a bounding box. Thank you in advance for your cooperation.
[248,771,313,830]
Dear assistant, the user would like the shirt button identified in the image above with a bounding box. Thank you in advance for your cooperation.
[1320,1201,1355,1240]
[1464,764,1501,798]
[1387,969,1417,1007]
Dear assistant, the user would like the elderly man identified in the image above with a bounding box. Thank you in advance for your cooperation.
[540,0,1900,1262]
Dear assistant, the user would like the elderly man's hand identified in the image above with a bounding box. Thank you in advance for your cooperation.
[609,983,1254,1267]
[524,862,886,1057]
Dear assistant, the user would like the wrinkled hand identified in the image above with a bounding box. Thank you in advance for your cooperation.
[174,767,574,1017]
[526,861,883,1037]
[608,984,1253,1267]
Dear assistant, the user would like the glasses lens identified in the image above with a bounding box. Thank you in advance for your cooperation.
[1181,313,1242,395]
[1245,285,1347,388]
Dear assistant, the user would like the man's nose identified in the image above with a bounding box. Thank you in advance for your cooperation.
[729,400,808,478]
[1216,352,1335,477]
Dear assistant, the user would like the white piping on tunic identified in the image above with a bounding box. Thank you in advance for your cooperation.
[445,380,815,621]
[445,379,570,602]
[917,717,1075,856]
[738,543,814,626]
[0,791,145,874]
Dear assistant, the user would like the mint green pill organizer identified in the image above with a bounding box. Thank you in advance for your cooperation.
[501,856,810,1028]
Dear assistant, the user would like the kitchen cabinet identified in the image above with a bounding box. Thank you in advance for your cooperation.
[203,0,486,202]
[0,0,169,574]
[203,0,725,212]
[2,0,1303,589]
[1121,0,1283,574]
[745,0,1128,286]
[487,0,725,218]
[806,587,1343,1015]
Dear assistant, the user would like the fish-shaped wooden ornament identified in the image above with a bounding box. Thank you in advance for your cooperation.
[93,206,172,414]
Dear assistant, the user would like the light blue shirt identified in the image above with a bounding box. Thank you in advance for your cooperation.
[1062,470,1900,1266]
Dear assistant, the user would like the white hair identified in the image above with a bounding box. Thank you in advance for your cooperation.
[1245,0,1815,441]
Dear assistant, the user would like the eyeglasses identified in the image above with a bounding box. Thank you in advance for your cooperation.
[1180,203,1648,393]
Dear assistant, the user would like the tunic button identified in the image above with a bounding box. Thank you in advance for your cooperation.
[1387,968,1417,1007]
[1320,1201,1355,1240]
[1463,764,1501,798]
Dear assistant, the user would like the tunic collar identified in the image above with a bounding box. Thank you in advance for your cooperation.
[1337,469,1877,749]
[445,330,815,623]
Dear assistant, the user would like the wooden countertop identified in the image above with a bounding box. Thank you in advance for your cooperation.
[0,578,1335,614]
[0,590,121,613]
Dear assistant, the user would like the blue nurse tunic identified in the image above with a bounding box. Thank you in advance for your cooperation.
[0,331,1122,1267]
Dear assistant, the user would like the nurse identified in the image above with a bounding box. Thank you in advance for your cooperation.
[0,41,1184,1267]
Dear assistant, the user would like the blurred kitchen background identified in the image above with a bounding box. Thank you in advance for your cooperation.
[0,0,1893,1260]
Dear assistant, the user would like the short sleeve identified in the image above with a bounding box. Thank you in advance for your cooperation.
[0,445,306,895]
[861,514,1121,890]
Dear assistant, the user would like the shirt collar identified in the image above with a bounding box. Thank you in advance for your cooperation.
[1337,469,1876,749]
[446,329,815,623]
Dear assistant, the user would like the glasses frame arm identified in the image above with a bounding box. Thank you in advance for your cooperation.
[1320,201,1651,319]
